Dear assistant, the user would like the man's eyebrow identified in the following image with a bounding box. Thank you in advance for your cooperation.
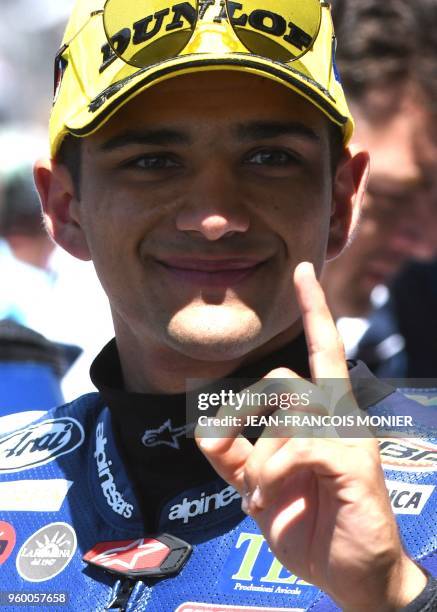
[99,128,191,150]
[235,121,320,142]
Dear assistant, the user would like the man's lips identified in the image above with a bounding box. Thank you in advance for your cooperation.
[156,257,266,270]
[155,257,268,287]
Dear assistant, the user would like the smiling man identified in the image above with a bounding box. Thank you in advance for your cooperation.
[53,74,349,391]
[0,0,435,610]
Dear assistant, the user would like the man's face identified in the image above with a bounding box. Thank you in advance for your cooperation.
[57,72,345,362]
[327,83,437,315]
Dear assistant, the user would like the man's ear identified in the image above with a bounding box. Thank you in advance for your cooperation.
[34,158,92,261]
[326,145,370,260]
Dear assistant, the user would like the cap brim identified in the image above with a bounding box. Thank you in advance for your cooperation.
[64,52,352,143]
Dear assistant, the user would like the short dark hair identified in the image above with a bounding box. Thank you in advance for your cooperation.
[57,135,82,198]
[329,124,344,174]
[331,0,437,103]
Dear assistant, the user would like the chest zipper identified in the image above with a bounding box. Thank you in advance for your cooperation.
[106,578,136,612]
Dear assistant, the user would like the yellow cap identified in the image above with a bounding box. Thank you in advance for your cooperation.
[50,0,354,157]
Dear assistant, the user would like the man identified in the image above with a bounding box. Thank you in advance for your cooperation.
[0,1,435,610]
[322,0,437,375]
[323,0,437,321]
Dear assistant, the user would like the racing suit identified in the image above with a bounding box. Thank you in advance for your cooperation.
[0,337,436,611]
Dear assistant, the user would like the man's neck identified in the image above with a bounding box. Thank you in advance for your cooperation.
[114,321,304,395]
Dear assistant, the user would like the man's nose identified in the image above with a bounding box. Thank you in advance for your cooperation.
[175,161,250,241]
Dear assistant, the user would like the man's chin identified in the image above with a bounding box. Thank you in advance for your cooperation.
[166,308,263,362]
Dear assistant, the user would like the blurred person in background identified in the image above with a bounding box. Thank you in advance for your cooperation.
[0,127,80,418]
[0,127,57,328]
[323,0,437,369]
[0,1,114,403]
[0,127,113,417]
[0,162,53,268]
[357,258,437,377]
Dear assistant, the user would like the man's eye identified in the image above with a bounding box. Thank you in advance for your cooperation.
[245,150,299,166]
[126,155,180,169]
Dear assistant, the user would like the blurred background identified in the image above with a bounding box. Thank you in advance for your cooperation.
[324,0,437,380]
[0,0,74,124]
[0,0,114,413]
[0,0,436,417]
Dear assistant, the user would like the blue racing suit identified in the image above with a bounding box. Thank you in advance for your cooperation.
[0,381,436,611]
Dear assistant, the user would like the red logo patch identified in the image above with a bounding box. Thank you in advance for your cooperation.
[85,538,169,571]
[83,533,191,578]
[0,521,16,565]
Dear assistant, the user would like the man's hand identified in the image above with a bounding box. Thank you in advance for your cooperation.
[195,262,426,611]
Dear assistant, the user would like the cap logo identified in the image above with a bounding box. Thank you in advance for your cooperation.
[99,0,315,74]
[51,0,354,156]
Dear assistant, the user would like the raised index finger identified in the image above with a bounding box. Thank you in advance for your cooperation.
[294,261,350,383]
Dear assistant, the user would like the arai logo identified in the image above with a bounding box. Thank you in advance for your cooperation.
[0,418,84,473]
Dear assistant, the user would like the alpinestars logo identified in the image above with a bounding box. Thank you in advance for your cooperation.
[95,422,134,519]
[87,539,169,572]
[141,419,193,449]
[169,485,241,524]
[83,534,192,578]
